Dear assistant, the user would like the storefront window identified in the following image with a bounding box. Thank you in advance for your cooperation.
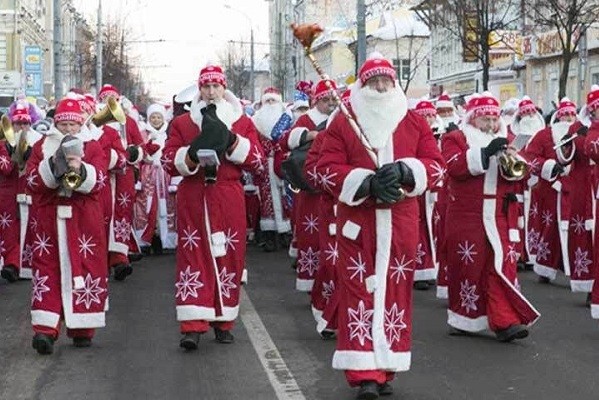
[0,0,15,10]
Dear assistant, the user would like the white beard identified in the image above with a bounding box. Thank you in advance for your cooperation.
[516,115,545,136]
[462,122,508,149]
[252,103,285,139]
[551,121,574,146]
[441,116,457,127]
[189,90,242,131]
[502,114,516,126]
[350,85,407,150]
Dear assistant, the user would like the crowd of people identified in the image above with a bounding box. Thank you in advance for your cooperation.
[1,51,598,400]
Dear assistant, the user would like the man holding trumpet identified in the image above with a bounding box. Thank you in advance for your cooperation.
[442,92,539,343]
[25,98,108,354]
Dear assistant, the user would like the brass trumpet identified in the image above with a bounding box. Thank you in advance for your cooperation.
[498,152,527,179]
[0,115,16,146]
[90,96,126,127]
[62,169,83,189]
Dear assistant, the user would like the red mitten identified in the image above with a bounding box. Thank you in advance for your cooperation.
[144,141,161,156]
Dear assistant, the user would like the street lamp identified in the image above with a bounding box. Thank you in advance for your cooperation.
[224,4,255,101]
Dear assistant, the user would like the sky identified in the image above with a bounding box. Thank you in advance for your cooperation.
[73,0,271,102]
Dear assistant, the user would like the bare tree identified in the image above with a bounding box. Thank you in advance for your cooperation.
[218,40,251,99]
[525,0,599,99]
[415,0,521,90]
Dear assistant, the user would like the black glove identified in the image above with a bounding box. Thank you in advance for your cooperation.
[354,171,402,204]
[5,142,14,156]
[481,137,509,169]
[376,162,416,187]
[187,134,203,164]
[552,163,565,177]
[576,125,589,136]
[446,122,458,133]
[50,149,69,180]
[23,146,32,162]
[126,145,140,162]
[200,103,235,155]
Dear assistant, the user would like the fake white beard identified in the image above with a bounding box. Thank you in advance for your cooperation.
[253,103,285,139]
[352,86,406,150]
[502,114,516,126]
[518,115,545,135]
[441,116,457,127]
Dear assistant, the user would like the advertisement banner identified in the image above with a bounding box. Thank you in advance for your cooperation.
[24,46,42,72]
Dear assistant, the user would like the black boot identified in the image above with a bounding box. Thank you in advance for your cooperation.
[378,382,393,396]
[319,329,336,340]
[538,276,551,284]
[32,333,55,355]
[128,253,143,263]
[151,234,163,255]
[586,293,592,308]
[495,324,529,342]
[413,281,429,291]
[357,381,379,400]
[179,332,201,350]
[214,328,234,344]
[113,263,132,281]
[73,337,92,347]
[1,265,19,282]
[262,231,276,252]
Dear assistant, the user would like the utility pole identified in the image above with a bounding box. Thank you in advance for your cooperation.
[357,0,366,71]
[53,0,63,98]
[96,0,103,92]
[578,26,588,105]
[250,27,255,101]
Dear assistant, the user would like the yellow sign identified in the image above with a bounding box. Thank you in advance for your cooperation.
[499,84,519,103]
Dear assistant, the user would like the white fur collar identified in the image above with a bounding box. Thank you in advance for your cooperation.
[551,121,573,146]
[350,82,407,150]
[306,107,330,128]
[461,122,508,149]
[189,90,243,131]
[146,123,167,140]
[41,126,91,158]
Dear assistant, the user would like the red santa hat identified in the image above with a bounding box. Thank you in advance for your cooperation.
[84,93,97,113]
[66,91,94,115]
[414,100,437,118]
[340,89,351,107]
[436,93,454,110]
[586,85,599,112]
[295,80,313,96]
[556,97,577,119]
[11,104,31,123]
[518,96,537,116]
[312,79,337,103]
[358,52,397,85]
[198,63,227,88]
[98,84,120,102]
[261,87,282,103]
[470,92,500,118]
[54,98,85,124]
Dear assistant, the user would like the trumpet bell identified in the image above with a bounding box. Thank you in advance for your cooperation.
[0,115,16,146]
[498,153,527,179]
[62,170,83,189]
[90,96,126,127]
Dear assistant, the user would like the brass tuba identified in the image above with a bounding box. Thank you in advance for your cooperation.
[90,96,126,127]
[0,114,16,146]
[498,152,528,179]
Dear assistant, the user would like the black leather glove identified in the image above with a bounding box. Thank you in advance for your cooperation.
[446,122,458,133]
[481,137,509,169]
[187,134,203,164]
[50,149,69,180]
[576,125,589,136]
[5,142,14,156]
[552,163,565,177]
[354,171,402,204]
[376,162,416,187]
[126,145,140,162]
[200,103,234,155]
[23,146,32,162]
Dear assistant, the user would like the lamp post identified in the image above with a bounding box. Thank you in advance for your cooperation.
[224,4,255,101]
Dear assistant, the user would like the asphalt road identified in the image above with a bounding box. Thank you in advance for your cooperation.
[1,245,598,400]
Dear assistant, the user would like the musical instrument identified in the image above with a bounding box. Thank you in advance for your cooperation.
[12,128,29,171]
[552,134,577,150]
[62,169,83,189]
[498,151,528,179]
[290,22,405,201]
[90,96,126,127]
[0,115,16,147]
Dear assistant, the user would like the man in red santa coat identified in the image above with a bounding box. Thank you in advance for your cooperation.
[280,79,338,292]
[97,84,145,280]
[163,63,263,349]
[0,104,42,281]
[252,87,291,252]
[524,97,593,295]
[411,100,446,291]
[315,54,444,399]
[442,92,540,343]
[435,93,459,133]
[26,98,108,354]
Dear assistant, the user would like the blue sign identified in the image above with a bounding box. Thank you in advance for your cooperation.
[24,46,43,72]
[24,72,43,96]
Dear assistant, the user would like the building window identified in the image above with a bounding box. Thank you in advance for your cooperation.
[393,58,411,81]
[592,72,599,86]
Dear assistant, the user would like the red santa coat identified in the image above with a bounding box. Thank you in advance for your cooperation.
[0,138,21,272]
[583,120,599,317]
[442,124,540,332]
[163,91,263,324]
[15,128,44,279]
[280,108,330,291]
[304,128,339,333]
[316,103,444,374]
[134,124,177,249]
[26,126,108,330]
[106,115,144,263]
[524,123,594,292]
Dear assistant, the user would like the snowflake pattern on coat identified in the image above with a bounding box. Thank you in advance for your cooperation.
[459,279,479,314]
[31,269,50,305]
[573,247,592,277]
[73,274,107,309]
[385,303,408,345]
[347,300,374,346]
[175,266,204,301]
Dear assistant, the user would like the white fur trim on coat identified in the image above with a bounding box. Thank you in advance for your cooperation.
[332,350,411,372]
[540,159,558,182]
[31,310,60,328]
[306,107,330,127]
[108,149,119,170]
[225,135,250,164]
[287,127,307,150]
[176,305,239,322]
[174,146,200,176]
[396,158,427,197]
[38,158,60,189]
[447,309,489,332]
[339,168,375,206]
[75,161,97,194]
[466,148,486,176]
[127,145,144,165]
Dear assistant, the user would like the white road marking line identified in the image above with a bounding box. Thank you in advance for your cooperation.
[240,288,307,400]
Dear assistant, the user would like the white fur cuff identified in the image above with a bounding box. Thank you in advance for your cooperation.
[339,168,375,206]
[397,158,427,197]
[174,146,200,177]
[226,135,250,164]
[288,127,307,150]
[108,149,118,170]
[540,159,557,182]
[127,145,144,165]
[556,142,575,165]
[75,162,97,194]
[465,148,486,176]
[38,158,60,189]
